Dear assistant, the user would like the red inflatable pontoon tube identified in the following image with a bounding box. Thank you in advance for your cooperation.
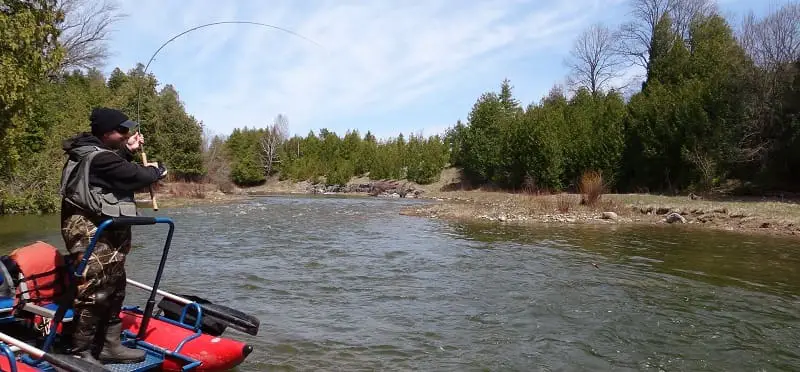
[120,310,252,372]
[0,357,43,372]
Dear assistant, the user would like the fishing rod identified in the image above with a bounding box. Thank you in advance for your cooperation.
[133,21,322,209]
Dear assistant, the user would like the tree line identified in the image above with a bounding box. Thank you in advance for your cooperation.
[209,123,450,187]
[218,0,798,196]
[447,0,799,195]
[1,0,798,215]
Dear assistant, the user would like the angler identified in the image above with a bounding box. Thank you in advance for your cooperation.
[59,107,167,365]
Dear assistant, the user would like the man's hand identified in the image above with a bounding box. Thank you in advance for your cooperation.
[147,162,168,179]
[126,132,144,152]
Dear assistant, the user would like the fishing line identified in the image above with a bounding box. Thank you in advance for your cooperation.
[135,20,323,124]
[130,20,321,209]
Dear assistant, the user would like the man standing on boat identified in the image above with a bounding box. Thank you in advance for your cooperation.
[59,107,167,365]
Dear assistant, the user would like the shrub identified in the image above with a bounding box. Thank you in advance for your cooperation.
[579,170,605,206]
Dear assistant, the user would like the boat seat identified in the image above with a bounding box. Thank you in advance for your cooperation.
[15,269,74,322]
[0,297,13,315]
[21,303,73,322]
[0,295,74,322]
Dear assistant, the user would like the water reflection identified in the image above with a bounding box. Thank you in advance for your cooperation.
[453,222,800,299]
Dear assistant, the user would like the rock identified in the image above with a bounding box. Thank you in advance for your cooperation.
[665,212,687,224]
[498,215,508,222]
[697,215,713,223]
[656,207,670,215]
[713,207,728,214]
[601,212,618,220]
[671,208,687,215]
[760,222,771,228]
[346,183,371,193]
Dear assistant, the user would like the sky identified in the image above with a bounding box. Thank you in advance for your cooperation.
[98,0,775,141]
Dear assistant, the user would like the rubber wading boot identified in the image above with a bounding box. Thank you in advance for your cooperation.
[98,321,145,364]
[66,333,105,367]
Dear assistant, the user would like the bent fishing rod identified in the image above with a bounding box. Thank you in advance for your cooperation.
[133,21,322,210]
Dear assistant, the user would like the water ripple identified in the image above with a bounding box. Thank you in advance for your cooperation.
[107,195,800,371]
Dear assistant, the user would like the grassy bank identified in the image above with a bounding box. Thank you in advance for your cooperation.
[399,190,800,238]
[389,168,800,238]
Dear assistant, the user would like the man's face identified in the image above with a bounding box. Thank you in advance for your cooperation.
[101,126,130,149]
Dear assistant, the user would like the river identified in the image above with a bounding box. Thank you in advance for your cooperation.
[1,195,799,371]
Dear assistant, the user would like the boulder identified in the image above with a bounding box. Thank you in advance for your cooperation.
[665,212,687,224]
[601,211,618,220]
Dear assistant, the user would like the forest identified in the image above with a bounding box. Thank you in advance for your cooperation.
[1,0,798,215]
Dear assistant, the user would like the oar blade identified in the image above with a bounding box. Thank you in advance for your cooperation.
[157,295,260,336]
[200,301,260,336]
[42,353,111,372]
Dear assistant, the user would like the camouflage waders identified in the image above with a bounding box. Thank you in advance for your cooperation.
[60,200,142,363]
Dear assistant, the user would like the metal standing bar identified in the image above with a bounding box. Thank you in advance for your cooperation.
[136,217,175,339]
[71,216,176,340]
[0,342,18,372]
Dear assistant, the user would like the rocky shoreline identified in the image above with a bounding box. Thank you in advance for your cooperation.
[398,192,800,238]
[247,179,427,199]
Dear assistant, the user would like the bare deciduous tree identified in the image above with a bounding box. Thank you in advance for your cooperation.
[735,2,800,164]
[738,2,800,70]
[615,0,715,70]
[616,0,674,70]
[200,127,235,192]
[671,0,716,41]
[566,23,624,94]
[56,0,125,71]
[260,114,289,177]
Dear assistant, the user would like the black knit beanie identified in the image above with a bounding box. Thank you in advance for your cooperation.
[90,107,138,136]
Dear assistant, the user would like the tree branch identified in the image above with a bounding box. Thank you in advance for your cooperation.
[55,0,126,71]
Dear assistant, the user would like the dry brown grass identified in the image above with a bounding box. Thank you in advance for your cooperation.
[579,170,606,206]
[164,182,207,199]
[556,193,574,213]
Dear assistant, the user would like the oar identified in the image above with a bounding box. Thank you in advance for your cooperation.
[127,279,260,336]
[0,332,110,372]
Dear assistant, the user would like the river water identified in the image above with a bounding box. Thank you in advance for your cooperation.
[1,195,799,371]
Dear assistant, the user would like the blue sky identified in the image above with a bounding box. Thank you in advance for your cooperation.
[100,0,773,141]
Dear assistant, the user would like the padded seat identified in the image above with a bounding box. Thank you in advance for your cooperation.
[21,302,73,322]
[0,296,74,322]
[0,297,13,315]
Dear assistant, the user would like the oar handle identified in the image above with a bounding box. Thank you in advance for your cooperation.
[128,279,188,303]
[0,332,110,372]
[42,353,111,372]
[126,279,260,335]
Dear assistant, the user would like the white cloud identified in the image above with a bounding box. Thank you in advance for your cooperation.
[109,0,620,139]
